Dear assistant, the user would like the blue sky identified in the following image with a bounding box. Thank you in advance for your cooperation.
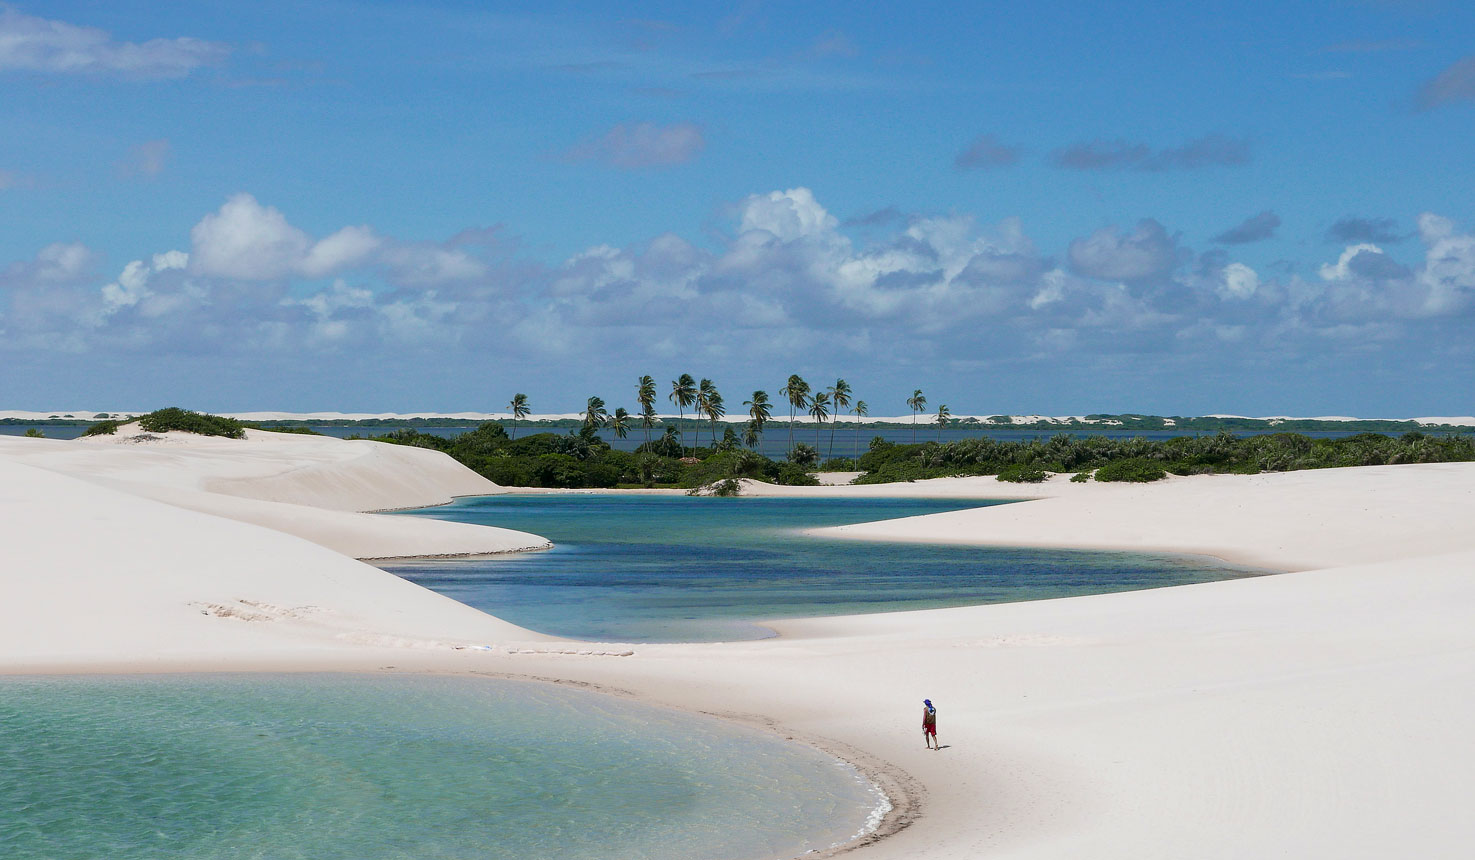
[2,0,1473,416]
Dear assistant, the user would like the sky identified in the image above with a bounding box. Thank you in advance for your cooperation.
[1,0,1473,417]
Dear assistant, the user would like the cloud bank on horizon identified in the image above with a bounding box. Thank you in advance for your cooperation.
[0,2,1472,414]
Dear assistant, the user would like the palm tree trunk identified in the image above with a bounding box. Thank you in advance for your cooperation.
[828,416,837,458]
[787,406,795,456]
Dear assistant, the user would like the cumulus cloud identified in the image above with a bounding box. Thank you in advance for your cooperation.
[189,193,312,280]
[186,193,485,285]
[116,139,171,179]
[1051,134,1251,171]
[1416,55,1475,110]
[954,135,1020,170]
[1213,211,1280,244]
[562,121,705,169]
[738,187,838,241]
[1327,216,1403,244]
[1068,220,1181,283]
[100,251,187,316]
[0,7,229,80]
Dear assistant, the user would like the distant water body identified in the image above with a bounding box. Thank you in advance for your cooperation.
[388,495,1262,642]
[0,674,883,860]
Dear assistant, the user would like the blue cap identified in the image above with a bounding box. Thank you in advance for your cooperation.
[923,699,932,706]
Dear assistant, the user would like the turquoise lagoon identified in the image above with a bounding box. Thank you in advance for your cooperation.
[0,674,883,860]
[388,494,1262,642]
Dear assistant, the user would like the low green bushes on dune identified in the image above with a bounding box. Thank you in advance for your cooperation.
[855,430,1475,485]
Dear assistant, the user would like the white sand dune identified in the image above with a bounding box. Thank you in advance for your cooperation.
[0,426,549,559]
[3,428,1474,858]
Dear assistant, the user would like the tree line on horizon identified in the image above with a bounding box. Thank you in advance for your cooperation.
[504,375,958,463]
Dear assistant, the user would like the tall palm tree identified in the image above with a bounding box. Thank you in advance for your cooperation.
[583,396,609,430]
[609,407,631,440]
[827,379,852,459]
[508,393,529,440]
[779,374,810,457]
[636,375,657,446]
[808,391,831,454]
[907,389,927,443]
[669,374,696,457]
[696,378,717,452]
[935,403,951,443]
[852,399,869,462]
[705,388,725,449]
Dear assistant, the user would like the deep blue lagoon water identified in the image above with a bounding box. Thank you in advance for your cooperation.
[386,495,1262,642]
[0,674,883,860]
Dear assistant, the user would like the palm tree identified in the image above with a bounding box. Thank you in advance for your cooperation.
[743,420,762,449]
[636,375,657,446]
[696,378,717,452]
[669,374,696,457]
[809,391,831,454]
[609,407,631,440]
[907,389,927,443]
[852,399,869,462]
[583,396,609,430]
[935,403,951,443]
[743,390,771,448]
[779,374,810,457]
[508,393,529,440]
[827,379,852,459]
[705,388,726,449]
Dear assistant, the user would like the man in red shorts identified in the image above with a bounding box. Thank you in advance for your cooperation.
[923,698,938,750]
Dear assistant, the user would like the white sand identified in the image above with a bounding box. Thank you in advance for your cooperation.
[3,430,1475,858]
[0,426,549,559]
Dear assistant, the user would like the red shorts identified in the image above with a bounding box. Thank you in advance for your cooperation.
[923,724,936,736]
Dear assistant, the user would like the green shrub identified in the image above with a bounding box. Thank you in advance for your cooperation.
[137,408,245,438]
[788,443,819,468]
[1070,471,1092,483]
[82,420,121,436]
[23,428,44,438]
[996,463,1048,483]
[1094,458,1167,482]
[255,425,323,435]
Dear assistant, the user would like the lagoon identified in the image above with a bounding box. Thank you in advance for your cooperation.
[387,495,1261,642]
[0,673,882,860]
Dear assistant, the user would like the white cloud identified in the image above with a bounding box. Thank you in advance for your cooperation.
[301,226,382,278]
[189,193,311,280]
[1220,262,1259,299]
[0,7,229,79]
[738,187,837,241]
[1319,243,1383,281]
[98,250,188,316]
[1068,220,1180,283]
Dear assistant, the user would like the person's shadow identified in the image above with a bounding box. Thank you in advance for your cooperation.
[934,744,951,750]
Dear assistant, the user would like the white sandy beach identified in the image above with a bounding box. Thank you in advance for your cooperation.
[3,429,1475,857]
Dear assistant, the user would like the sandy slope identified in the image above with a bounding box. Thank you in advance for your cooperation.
[3,433,1475,858]
[0,428,549,558]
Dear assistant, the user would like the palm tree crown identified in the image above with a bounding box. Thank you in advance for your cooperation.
[584,396,609,430]
[935,403,951,442]
[852,399,869,462]
[696,378,717,451]
[609,407,631,439]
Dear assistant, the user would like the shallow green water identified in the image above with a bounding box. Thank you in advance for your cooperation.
[388,494,1262,642]
[0,674,882,860]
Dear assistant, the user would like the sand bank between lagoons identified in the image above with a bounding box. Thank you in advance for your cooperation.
[3,429,1475,858]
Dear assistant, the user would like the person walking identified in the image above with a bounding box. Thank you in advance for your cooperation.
[922,698,938,750]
